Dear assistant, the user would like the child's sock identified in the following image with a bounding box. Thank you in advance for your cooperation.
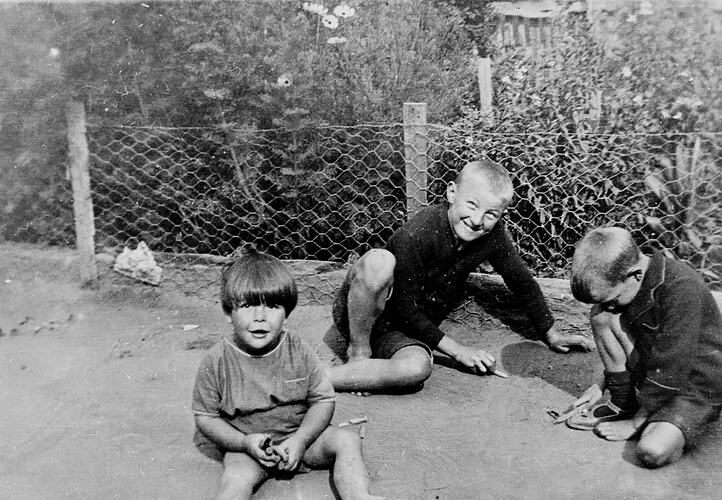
[604,370,638,413]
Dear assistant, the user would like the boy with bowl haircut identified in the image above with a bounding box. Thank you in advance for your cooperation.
[328,159,593,394]
[568,226,722,468]
[192,250,389,499]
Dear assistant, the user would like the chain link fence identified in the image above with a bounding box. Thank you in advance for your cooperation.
[87,123,407,302]
[84,117,722,303]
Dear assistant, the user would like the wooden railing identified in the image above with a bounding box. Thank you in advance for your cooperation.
[492,1,586,48]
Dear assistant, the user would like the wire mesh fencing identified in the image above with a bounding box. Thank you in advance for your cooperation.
[87,124,407,302]
[427,128,722,282]
[85,120,722,304]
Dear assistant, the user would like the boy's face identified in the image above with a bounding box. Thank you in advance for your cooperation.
[446,173,510,243]
[588,274,641,313]
[228,303,286,355]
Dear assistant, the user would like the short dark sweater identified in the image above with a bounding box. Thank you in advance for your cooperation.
[621,251,722,425]
[373,204,554,349]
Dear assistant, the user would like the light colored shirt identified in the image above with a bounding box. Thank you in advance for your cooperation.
[192,331,335,439]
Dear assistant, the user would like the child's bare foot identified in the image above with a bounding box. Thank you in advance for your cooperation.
[594,419,637,441]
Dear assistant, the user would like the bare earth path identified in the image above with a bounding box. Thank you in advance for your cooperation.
[1,244,720,499]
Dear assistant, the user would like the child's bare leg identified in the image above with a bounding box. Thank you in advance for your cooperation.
[328,345,431,393]
[217,451,269,500]
[635,421,685,468]
[346,249,395,361]
[589,306,637,411]
[304,427,394,500]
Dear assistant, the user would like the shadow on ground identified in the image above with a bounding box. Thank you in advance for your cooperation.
[501,341,597,396]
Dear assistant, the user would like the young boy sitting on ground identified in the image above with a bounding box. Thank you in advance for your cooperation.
[567,227,722,468]
[192,250,390,499]
[328,159,594,394]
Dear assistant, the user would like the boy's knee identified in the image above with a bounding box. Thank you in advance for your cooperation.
[395,350,432,385]
[636,441,673,468]
[334,427,363,450]
[220,468,256,495]
[352,249,395,292]
[636,426,684,468]
[220,453,264,494]
[318,427,362,461]
[414,357,433,383]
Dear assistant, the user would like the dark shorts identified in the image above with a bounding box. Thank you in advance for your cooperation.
[332,278,432,360]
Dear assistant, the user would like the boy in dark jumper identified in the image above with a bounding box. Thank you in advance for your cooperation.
[568,227,722,468]
[328,159,593,394]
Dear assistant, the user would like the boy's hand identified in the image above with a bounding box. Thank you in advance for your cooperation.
[573,383,603,409]
[453,345,497,375]
[545,325,595,353]
[245,433,281,468]
[270,435,306,472]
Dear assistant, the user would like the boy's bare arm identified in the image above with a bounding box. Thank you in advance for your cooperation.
[194,415,279,467]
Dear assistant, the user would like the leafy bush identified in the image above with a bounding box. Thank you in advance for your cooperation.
[0,5,74,244]
[56,0,477,127]
[588,0,722,134]
[438,4,722,278]
[2,0,480,247]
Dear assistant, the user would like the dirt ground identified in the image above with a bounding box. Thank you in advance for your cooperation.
[1,243,720,500]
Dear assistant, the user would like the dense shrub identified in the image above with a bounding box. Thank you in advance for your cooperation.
[0,5,74,244]
[1,0,479,246]
[438,2,722,276]
[57,0,477,127]
[2,0,719,282]
[587,0,722,134]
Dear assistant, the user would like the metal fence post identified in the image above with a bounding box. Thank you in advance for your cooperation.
[403,102,428,218]
[66,99,98,284]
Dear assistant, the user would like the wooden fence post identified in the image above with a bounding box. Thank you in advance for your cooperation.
[402,102,428,218]
[66,99,98,284]
[477,57,494,125]
[497,14,506,44]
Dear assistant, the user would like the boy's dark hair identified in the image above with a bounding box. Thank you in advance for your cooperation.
[571,227,641,303]
[220,248,298,315]
[455,158,513,198]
